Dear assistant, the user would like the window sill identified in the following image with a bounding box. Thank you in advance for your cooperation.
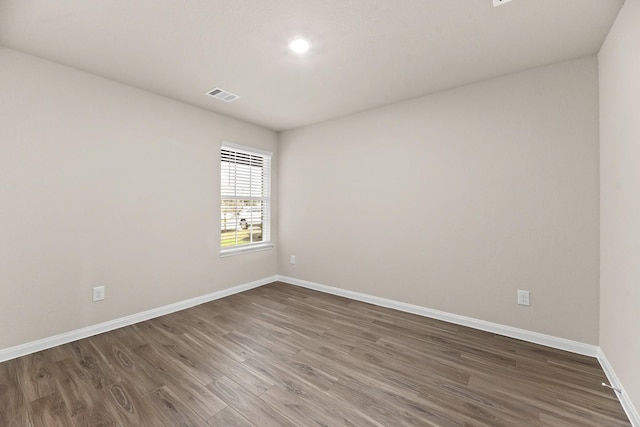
[219,243,274,258]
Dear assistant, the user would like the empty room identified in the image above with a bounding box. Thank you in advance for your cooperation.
[1,0,638,425]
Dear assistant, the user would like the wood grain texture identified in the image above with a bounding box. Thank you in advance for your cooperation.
[0,282,631,426]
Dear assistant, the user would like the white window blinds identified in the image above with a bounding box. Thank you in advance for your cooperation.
[220,143,272,251]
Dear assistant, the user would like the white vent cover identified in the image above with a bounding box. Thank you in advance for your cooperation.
[493,0,514,6]
[206,87,240,102]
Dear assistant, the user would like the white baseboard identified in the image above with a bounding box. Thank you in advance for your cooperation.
[0,276,277,363]
[598,348,640,427]
[277,275,599,357]
[0,275,597,361]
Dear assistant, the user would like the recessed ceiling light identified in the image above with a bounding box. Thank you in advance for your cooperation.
[289,38,311,54]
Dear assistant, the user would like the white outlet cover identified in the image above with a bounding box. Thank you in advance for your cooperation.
[290,255,296,265]
[517,290,530,306]
[493,0,514,6]
[93,286,105,302]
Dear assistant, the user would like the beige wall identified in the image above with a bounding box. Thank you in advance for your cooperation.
[0,47,278,349]
[599,0,640,412]
[279,56,600,344]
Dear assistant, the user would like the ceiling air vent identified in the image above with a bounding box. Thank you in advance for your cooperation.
[206,87,240,102]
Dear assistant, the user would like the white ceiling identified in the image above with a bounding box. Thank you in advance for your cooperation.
[0,0,624,131]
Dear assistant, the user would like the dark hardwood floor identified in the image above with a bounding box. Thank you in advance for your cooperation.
[0,282,630,426]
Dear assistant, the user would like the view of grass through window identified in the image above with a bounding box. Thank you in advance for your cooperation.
[221,201,264,247]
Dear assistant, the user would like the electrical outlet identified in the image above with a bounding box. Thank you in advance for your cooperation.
[517,290,530,306]
[93,286,105,302]
[290,255,296,265]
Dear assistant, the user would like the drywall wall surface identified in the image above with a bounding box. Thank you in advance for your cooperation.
[0,47,278,349]
[279,56,600,344]
[599,0,640,414]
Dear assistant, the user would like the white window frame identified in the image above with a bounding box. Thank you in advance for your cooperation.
[219,142,273,257]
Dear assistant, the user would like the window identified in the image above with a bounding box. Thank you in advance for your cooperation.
[220,143,272,255]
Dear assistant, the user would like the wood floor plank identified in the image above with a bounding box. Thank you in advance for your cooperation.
[287,340,465,426]
[330,376,459,427]
[16,351,59,402]
[187,327,255,363]
[180,332,274,396]
[207,406,256,427]
[143,385,209,426]
[206,376,297,427]
[29,391,74,427]
[132,342,216,389]
[88,332,164,396]
[0,406,33,427]
[260,384,342,427]
[167,378,228,421]
[241,355,384,427]
[223,329,298,362]
[148,338,223,386]
[172,307,233,337]
[0,359,27,425]
[105,381,166,426]
[50,357,120,427]
[0,281,631,426]
[63,339,121,391]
